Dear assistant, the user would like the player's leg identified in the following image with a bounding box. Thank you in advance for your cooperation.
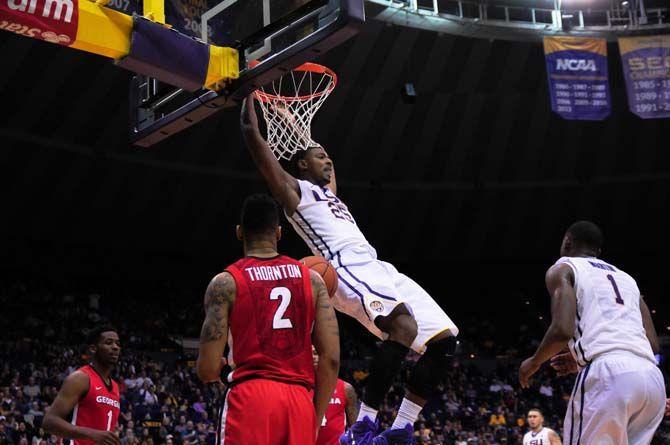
[220,380,272,445]
[283,383,317,445]
[372,265,459,444]
[573,357,665,445]
[561,365,586,445]
[334,254,417,445]
[626,366,665,445]
[570,361,629,445]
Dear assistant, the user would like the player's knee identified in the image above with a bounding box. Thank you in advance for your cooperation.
[407,335,457,400]
[386,314,418,347]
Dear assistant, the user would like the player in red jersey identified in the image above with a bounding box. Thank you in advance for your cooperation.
[43,326,121,445]
[196,193,340,445]
[312,347,359,445]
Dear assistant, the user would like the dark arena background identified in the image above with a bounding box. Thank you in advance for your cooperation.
[1,0,669,444]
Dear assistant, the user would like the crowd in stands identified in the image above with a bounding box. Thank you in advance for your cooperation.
[1,281,668,445]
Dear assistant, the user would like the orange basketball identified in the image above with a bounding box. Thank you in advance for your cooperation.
[300,256,338,297]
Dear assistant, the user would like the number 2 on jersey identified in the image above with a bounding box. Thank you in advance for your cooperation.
[270,287,293,329]
[606,274,624,305]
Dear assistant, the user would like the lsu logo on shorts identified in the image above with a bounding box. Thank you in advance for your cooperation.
[369,301,384,312]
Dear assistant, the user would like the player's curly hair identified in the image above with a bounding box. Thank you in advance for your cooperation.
[86,324,118,346]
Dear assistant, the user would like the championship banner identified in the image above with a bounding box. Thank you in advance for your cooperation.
[543,37,611,120]
[619,36,670,119]
[0,0,79,46]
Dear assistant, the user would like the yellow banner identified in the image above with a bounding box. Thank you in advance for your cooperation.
[619,35,670,56]
[544,36,607,57]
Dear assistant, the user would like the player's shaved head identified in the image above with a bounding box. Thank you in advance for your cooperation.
[561,220,603,257]
[240,193,280,237]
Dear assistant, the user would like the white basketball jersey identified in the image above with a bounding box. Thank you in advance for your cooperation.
[523,428,552,445]
[287,180,371,260]
[555,256,655,367]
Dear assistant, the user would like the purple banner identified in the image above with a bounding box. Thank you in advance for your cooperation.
[619,36,670,119]
[543,37,611,120]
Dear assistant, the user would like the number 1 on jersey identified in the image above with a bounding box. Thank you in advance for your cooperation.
[270,287,293,329]
[106,410,112,431]
[606,274,624,305]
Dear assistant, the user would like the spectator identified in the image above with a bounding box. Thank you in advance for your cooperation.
[22,380,39,400]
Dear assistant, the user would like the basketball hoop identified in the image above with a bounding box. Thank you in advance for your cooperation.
[254,62,337,161]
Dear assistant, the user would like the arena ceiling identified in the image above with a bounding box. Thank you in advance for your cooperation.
[1,12,669,318]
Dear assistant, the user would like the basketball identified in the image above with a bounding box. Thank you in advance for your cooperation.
[300,256,338,297]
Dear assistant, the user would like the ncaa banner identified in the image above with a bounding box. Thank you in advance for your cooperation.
[619,36,670,119]
[543,37,611,120]
[0,0,78,45]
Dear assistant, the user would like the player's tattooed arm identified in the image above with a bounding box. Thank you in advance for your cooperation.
[343,382,359,427]
[240,94,300,213]
[520,264,576,388]
[310,269,340,429]
[197,272,235,383]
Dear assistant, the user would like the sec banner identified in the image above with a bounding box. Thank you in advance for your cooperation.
[543,37,611,120]
[619,36,670,119]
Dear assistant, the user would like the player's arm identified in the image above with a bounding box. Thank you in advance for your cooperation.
[343,382,359,427]
[43,372,120,445]
[520,264,576,388]
[310,269,340,429]
[240,94,301,214]
[548,429,562,445]
[639,294,659,353]
[196,272,235,383]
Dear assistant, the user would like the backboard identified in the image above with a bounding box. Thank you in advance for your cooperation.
[129,0,365,147]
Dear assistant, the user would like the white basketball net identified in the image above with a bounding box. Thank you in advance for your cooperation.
[254,63,337,161]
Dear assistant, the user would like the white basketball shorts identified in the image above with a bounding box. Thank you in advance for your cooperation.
[329,244,458,354]
[563,351,666,445]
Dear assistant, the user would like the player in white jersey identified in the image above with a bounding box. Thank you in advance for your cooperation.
[522,409,561,445]
[241,95,459,445]
[519,221,666,445]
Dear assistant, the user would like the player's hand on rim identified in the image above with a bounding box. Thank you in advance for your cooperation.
[240,93,260,131]
[519,356,541,389]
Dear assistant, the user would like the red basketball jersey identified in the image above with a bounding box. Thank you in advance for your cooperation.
[317,379,348,445]
[71,365,120,445]
[225,255,315,388]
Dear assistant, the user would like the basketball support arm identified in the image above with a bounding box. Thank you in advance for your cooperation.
[0,0,239,92]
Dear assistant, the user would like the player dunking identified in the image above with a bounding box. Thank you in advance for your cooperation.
[195,193,340,444]
[519,221,666,445]
[522,409,561,445]
[312,347,359,445]
[43,326,121,445]
[241,95,459,445]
